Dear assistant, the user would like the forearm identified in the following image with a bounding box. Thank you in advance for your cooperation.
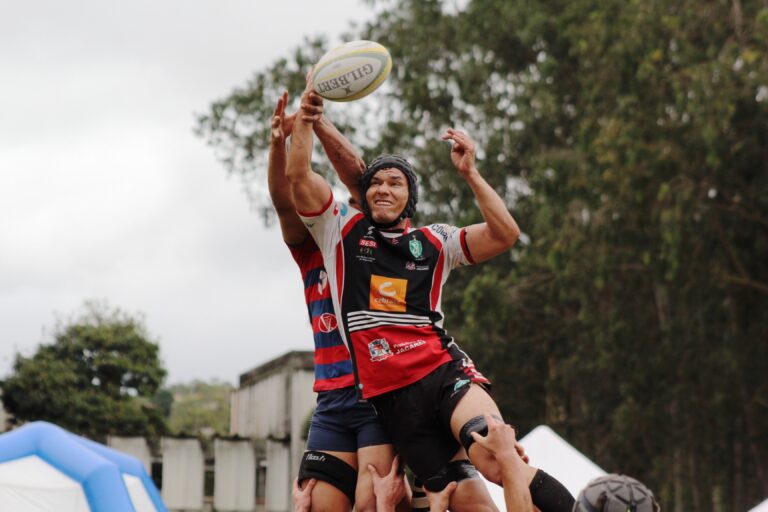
[314,116,365,200]
[465,169,520,244]
[286,118,330,213]
[268,138,292,212]
[498,456,534,512]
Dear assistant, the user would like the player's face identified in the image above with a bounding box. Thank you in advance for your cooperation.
[366,168,409,224]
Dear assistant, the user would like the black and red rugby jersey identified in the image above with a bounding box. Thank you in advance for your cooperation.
[298,194,488,399]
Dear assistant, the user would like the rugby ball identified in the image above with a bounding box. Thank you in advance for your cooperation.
[312,40,392,102]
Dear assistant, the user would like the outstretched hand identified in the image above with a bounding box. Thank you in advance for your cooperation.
[271,91,297,142]
[298,66,324,124]
[441,128,477,176]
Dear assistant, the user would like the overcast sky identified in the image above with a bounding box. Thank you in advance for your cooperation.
[0,0,373,385]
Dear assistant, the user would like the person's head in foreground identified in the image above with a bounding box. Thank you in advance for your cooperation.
[573,474,660,512]
[359,154,418,228]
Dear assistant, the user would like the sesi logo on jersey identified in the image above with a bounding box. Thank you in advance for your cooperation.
[369,274,407,312]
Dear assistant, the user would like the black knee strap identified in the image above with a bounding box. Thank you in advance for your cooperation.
[458,414,504,453]
[529,469,575,512]
[298,450,357,506]
[423,459,479,492]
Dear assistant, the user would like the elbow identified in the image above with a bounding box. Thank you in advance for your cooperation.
[498,223,520,250]
[285,163,300,185]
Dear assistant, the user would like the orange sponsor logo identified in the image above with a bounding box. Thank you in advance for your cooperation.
[369,274,407,312]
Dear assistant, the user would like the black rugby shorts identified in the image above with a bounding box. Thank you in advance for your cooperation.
[369,358,491,481]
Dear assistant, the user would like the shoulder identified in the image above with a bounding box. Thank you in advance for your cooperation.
[422,223,460,243]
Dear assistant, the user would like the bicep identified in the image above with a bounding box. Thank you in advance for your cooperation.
[290,169,333,215]
[462,223,516,264]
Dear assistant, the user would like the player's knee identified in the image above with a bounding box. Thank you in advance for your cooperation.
[353,480,377,512]
[298,450,357,508]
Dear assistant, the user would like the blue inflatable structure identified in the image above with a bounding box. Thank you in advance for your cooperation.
[0,421,166,512]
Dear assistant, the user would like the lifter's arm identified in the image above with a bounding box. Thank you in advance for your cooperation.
[268,91,308,245]
[311,101,366,205]
[471,414,533,512]
[286,86,333,214]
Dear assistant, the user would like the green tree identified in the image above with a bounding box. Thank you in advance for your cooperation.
[1,301,168,441]
[197,1,768,509]
[167,379,232,436]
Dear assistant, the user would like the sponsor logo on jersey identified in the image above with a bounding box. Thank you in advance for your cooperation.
[317,270,328,294]
[450,378,471,397]
[357,230,378,262]
[369,338,393,362]
[409,237,423,259]
[370,275,407,312]
[333,203,339,216]
[392,339,426,355]
[340,203,349,216]
[431,223,451,241]
[405,261,430,271]
[317,312,338,333]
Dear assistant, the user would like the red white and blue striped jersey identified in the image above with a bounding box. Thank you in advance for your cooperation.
[289,236,355,392]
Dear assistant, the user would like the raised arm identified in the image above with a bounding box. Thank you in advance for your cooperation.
[442,129,520,263]
[311,101,366,205]
[268,91,308,245]
[286,84,333,214]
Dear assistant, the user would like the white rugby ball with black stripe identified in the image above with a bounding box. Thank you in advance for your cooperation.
[312,40,392,102]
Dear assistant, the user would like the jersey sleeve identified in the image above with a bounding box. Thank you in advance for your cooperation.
[296,191,343,258]
[433,223,475,269]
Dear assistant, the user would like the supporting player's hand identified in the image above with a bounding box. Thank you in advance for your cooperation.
[425,480,457,512]
[271,91,297,143]
[441,128,478,177]
[470,413,526,464]
[292,478,316,512]
[368,455,407,511]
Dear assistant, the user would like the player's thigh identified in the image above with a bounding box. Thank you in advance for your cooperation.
[354,443,397,512]
[448,384,537,485]
[299,449,357,512]
[448,384,512,485]
[309,480,351,512]
[448,382,502,435]
[449,476,499,512]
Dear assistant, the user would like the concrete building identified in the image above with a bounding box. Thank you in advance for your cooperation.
[230,351,315,512]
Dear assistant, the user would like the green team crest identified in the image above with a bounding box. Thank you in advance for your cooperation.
[409,237,423,259]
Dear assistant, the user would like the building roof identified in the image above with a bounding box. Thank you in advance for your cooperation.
[238,350,314,387]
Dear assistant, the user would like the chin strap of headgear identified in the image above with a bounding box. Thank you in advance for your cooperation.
[359,154,418,228]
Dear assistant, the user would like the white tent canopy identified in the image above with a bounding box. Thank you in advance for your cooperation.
[483,425,606,508]
[751,498,768,512]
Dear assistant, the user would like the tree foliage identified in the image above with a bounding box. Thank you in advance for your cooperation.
[197,1,768,509]
[166,379,232,436]
[1,302,168,441]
